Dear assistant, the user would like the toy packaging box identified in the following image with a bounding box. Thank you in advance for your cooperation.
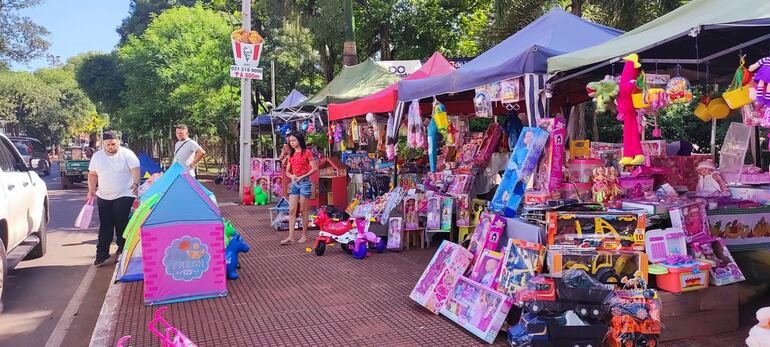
[641,140,667,157]
[618,176,654,199]
[387,217,403,250]
[534,117,565,195]
[440,276,513,343]
[498,239,546,296]
[589,142,622,159]
[440,197,453,231]
[410,241,473,314]
[402,196,420,230]
[468,249,503,290]
[467,212,506,267]
[545,211,647,251]
[454,194,472,227]
[690,238,746,286]
[548,249,649,286]
[426,197,442,230]
[668,201,710,241]
[490,127,549,217]
[645,228,711,293]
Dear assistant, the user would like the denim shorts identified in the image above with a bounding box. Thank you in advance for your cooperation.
[289,177,312,198]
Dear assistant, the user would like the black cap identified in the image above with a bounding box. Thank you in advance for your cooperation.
[103,131,116,141]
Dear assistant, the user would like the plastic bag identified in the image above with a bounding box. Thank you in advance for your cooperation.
[74,198,94,229]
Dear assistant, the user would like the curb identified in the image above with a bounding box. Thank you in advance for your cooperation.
[88,265,123,347]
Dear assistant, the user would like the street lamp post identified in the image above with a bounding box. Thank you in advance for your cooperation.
[270,47,283,158]
[238,0,252,201]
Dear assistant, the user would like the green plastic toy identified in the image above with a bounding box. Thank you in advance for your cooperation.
[254,185,269,205]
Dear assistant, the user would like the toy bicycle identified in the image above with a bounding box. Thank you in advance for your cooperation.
[313,206,386,259]
[116,306,197,347]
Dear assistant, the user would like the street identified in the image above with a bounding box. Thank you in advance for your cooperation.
[0,163,113,347]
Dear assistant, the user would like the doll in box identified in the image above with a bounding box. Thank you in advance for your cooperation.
[469,250,503,290]
[691,237,745,286]
[403,197,419,230]
[427,197,441,229]
[262,159,274,175]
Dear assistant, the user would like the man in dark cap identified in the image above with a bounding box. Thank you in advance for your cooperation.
[87,131,141,266]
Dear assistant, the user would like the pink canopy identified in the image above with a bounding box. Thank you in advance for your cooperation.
[328,52,456,121]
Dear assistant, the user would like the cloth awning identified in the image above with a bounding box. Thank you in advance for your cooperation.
[327,52,456,120]
[548,0,770,75]
[397,8,623,102]
[301,59,401,107]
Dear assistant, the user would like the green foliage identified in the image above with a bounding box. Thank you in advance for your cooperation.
[0,0,50,63]
[118,5,239,141]
[75,52,125,116]
[396,135,425,160]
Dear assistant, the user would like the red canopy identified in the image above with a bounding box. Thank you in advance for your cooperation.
[328,52,456,121]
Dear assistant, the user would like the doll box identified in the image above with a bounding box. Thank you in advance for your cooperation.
[498,239,546,296]
[468,212,506,259]
[655,261,711,294]
[534,117,565,195]
[668,202,710,242]
[618,176,654,199]
[410,241,473,314]
[439,276,513,343]
[468,249,503,290]
[690,237,745,286]
[490,127,549,217]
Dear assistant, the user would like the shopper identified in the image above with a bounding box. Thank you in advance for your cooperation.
[87,131,141,266]
[173,124,206,177]
[281,131,317,245]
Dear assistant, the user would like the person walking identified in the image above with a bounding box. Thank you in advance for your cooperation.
[281,131,317,245]
[87,131,141,266]
[173,124,206,177]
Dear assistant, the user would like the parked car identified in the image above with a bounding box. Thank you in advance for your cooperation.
[9,137,51,176]
[0,134,49,312]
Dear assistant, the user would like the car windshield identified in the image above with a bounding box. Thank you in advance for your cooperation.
[13,142,29,155]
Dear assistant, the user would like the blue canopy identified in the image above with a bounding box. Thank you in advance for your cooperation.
[397,8,623,101]
[251,89,308,126]
[138,152,162,178]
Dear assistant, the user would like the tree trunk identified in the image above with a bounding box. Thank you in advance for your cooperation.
[571,0,584,16]
[342,0,358,66]
[381,25,392,60]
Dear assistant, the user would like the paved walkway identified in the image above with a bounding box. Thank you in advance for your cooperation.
[96,181,753,347]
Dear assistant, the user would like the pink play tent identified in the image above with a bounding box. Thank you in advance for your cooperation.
[141,173,227,305]
[327,52,456,120]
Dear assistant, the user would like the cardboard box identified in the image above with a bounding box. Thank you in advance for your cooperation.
[410,241,473,314]
[534,117,566,195]
[659,284,739,341]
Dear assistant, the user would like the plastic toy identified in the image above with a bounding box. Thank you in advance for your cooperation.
[242,184,254,205]
[645,228,711,293]
[253,186,268,205]
[427,118,439,172]
[586,78,619,113]
[410,241,473,314]
[749,56,770,106]
[490,127,549,217]
[432,101,448,130]
[507,312,548,347]
[550,250,648,287]
[312,207,385,259]
[225,233,250,280]
[746,307,770,347]
[695,159,729,197]
[499,239,546,296]
[690,237,745,286]
[546,211,647,251]
[617,54,645,166]
[606,290,661,347]
[515,271,612,320]
[147,306,198,347]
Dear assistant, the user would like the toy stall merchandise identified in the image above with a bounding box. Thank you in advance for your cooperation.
[490,127,549,217]
[690,237,745,286]
[546,210,647,251]
[533,117,566,198]
[668,201,710,241]
[387,217,403,250]
[605,290,662,347]
[410,241,473,314]
[440,276,513,343]
[645,228,711,293]
[498,239,546,296]
[316,156,348,210]
[548,250,649,287]
[468,249,503,290]
[467,212,506,268]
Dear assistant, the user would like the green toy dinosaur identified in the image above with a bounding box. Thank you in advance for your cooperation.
[254,185,269,205]
[586,79,619,113]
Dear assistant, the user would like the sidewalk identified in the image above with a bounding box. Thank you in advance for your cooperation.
[94,181,751,346]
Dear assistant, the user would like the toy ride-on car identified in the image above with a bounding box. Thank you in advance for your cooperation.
[313,207,386,259]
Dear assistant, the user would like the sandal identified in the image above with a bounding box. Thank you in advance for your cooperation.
[297,237,308,244]
[280,238,295,245]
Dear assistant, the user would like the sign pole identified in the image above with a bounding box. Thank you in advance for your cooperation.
[239,0,252,201]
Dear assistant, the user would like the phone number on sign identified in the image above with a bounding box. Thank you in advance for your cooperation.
[230,65,263,80]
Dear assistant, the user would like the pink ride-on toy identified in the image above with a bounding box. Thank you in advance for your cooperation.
[117,306,197,347]
[313,207,386,259]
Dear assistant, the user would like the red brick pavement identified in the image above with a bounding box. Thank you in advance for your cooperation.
[103,180,750,347]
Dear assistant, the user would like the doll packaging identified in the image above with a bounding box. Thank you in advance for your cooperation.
[534,117,566,197]
[410,241,473,314]
[490,127,549,217]
[468,249,504,290]
[440,276,513,343]
[498,239,546,296]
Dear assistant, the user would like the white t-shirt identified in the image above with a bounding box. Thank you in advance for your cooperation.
[89,147,140,200]
[173,139,202,176]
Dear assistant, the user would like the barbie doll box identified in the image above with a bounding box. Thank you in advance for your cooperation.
[410,241,473,314]
[440,276,513,343]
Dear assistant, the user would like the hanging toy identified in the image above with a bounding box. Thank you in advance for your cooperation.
[333,123,343,143]
[407,101,423,148]
[327,123,334,144]
[300,120,308,131]
[307,120,315,134]
[432,100,448,131]
[473,90,492,118]
[427,118,438,172]
[617,54,646,166]
[385,114,396,160]
[749,56,770,106]
[666,65,693,104]
[586,77,619,113]
[652,114,662,138]
[351,119,359,142]
[447,121,457,146]
[366,113,380,142]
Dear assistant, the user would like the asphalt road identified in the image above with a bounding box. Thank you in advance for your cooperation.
[0,162,115,347]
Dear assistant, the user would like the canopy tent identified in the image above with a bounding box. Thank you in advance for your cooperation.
[548,0,770,80]
[327,52,456,120]
[141,162,215,203]
[397,8,622,125]
[137,152,162,179]
[301,59,401,108]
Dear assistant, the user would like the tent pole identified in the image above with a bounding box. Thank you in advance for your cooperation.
[271,115,278,158]
[710,118,717,157]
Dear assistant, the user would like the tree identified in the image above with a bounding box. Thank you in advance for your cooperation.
[75,52,125,116]
[0,0,50,63]
[118,5,240,144]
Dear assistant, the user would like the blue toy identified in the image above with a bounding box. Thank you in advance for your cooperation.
[427,118,438,172]
[279,123,293,138]
[225,233,250,280]
[490,127,549,217]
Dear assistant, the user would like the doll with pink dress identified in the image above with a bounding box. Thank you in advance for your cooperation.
[750,56,770,106]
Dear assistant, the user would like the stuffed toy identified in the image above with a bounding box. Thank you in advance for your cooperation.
[225,233,250,280]
[746,307,770,347]
[750,56,770,106]
[617,54,645,166]
[279,123,293,139]
[254,185,269,205]
[586,78,619,113]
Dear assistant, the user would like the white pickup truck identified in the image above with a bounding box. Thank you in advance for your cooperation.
[0,134,48,312]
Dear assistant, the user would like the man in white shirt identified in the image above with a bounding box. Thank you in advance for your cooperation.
[87,131,141,266]
[173,124,205,177]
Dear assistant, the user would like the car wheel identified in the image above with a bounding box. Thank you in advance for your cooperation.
[43,160,51,176]
[0,238,7,313]
[25,208,47,260]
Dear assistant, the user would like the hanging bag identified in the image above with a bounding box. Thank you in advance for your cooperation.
[74,198,95,229]
[723,55,753,109]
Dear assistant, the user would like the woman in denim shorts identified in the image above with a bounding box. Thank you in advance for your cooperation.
[281,131,317,245]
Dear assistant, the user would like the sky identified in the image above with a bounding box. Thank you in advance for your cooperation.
[11,0,130,71]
